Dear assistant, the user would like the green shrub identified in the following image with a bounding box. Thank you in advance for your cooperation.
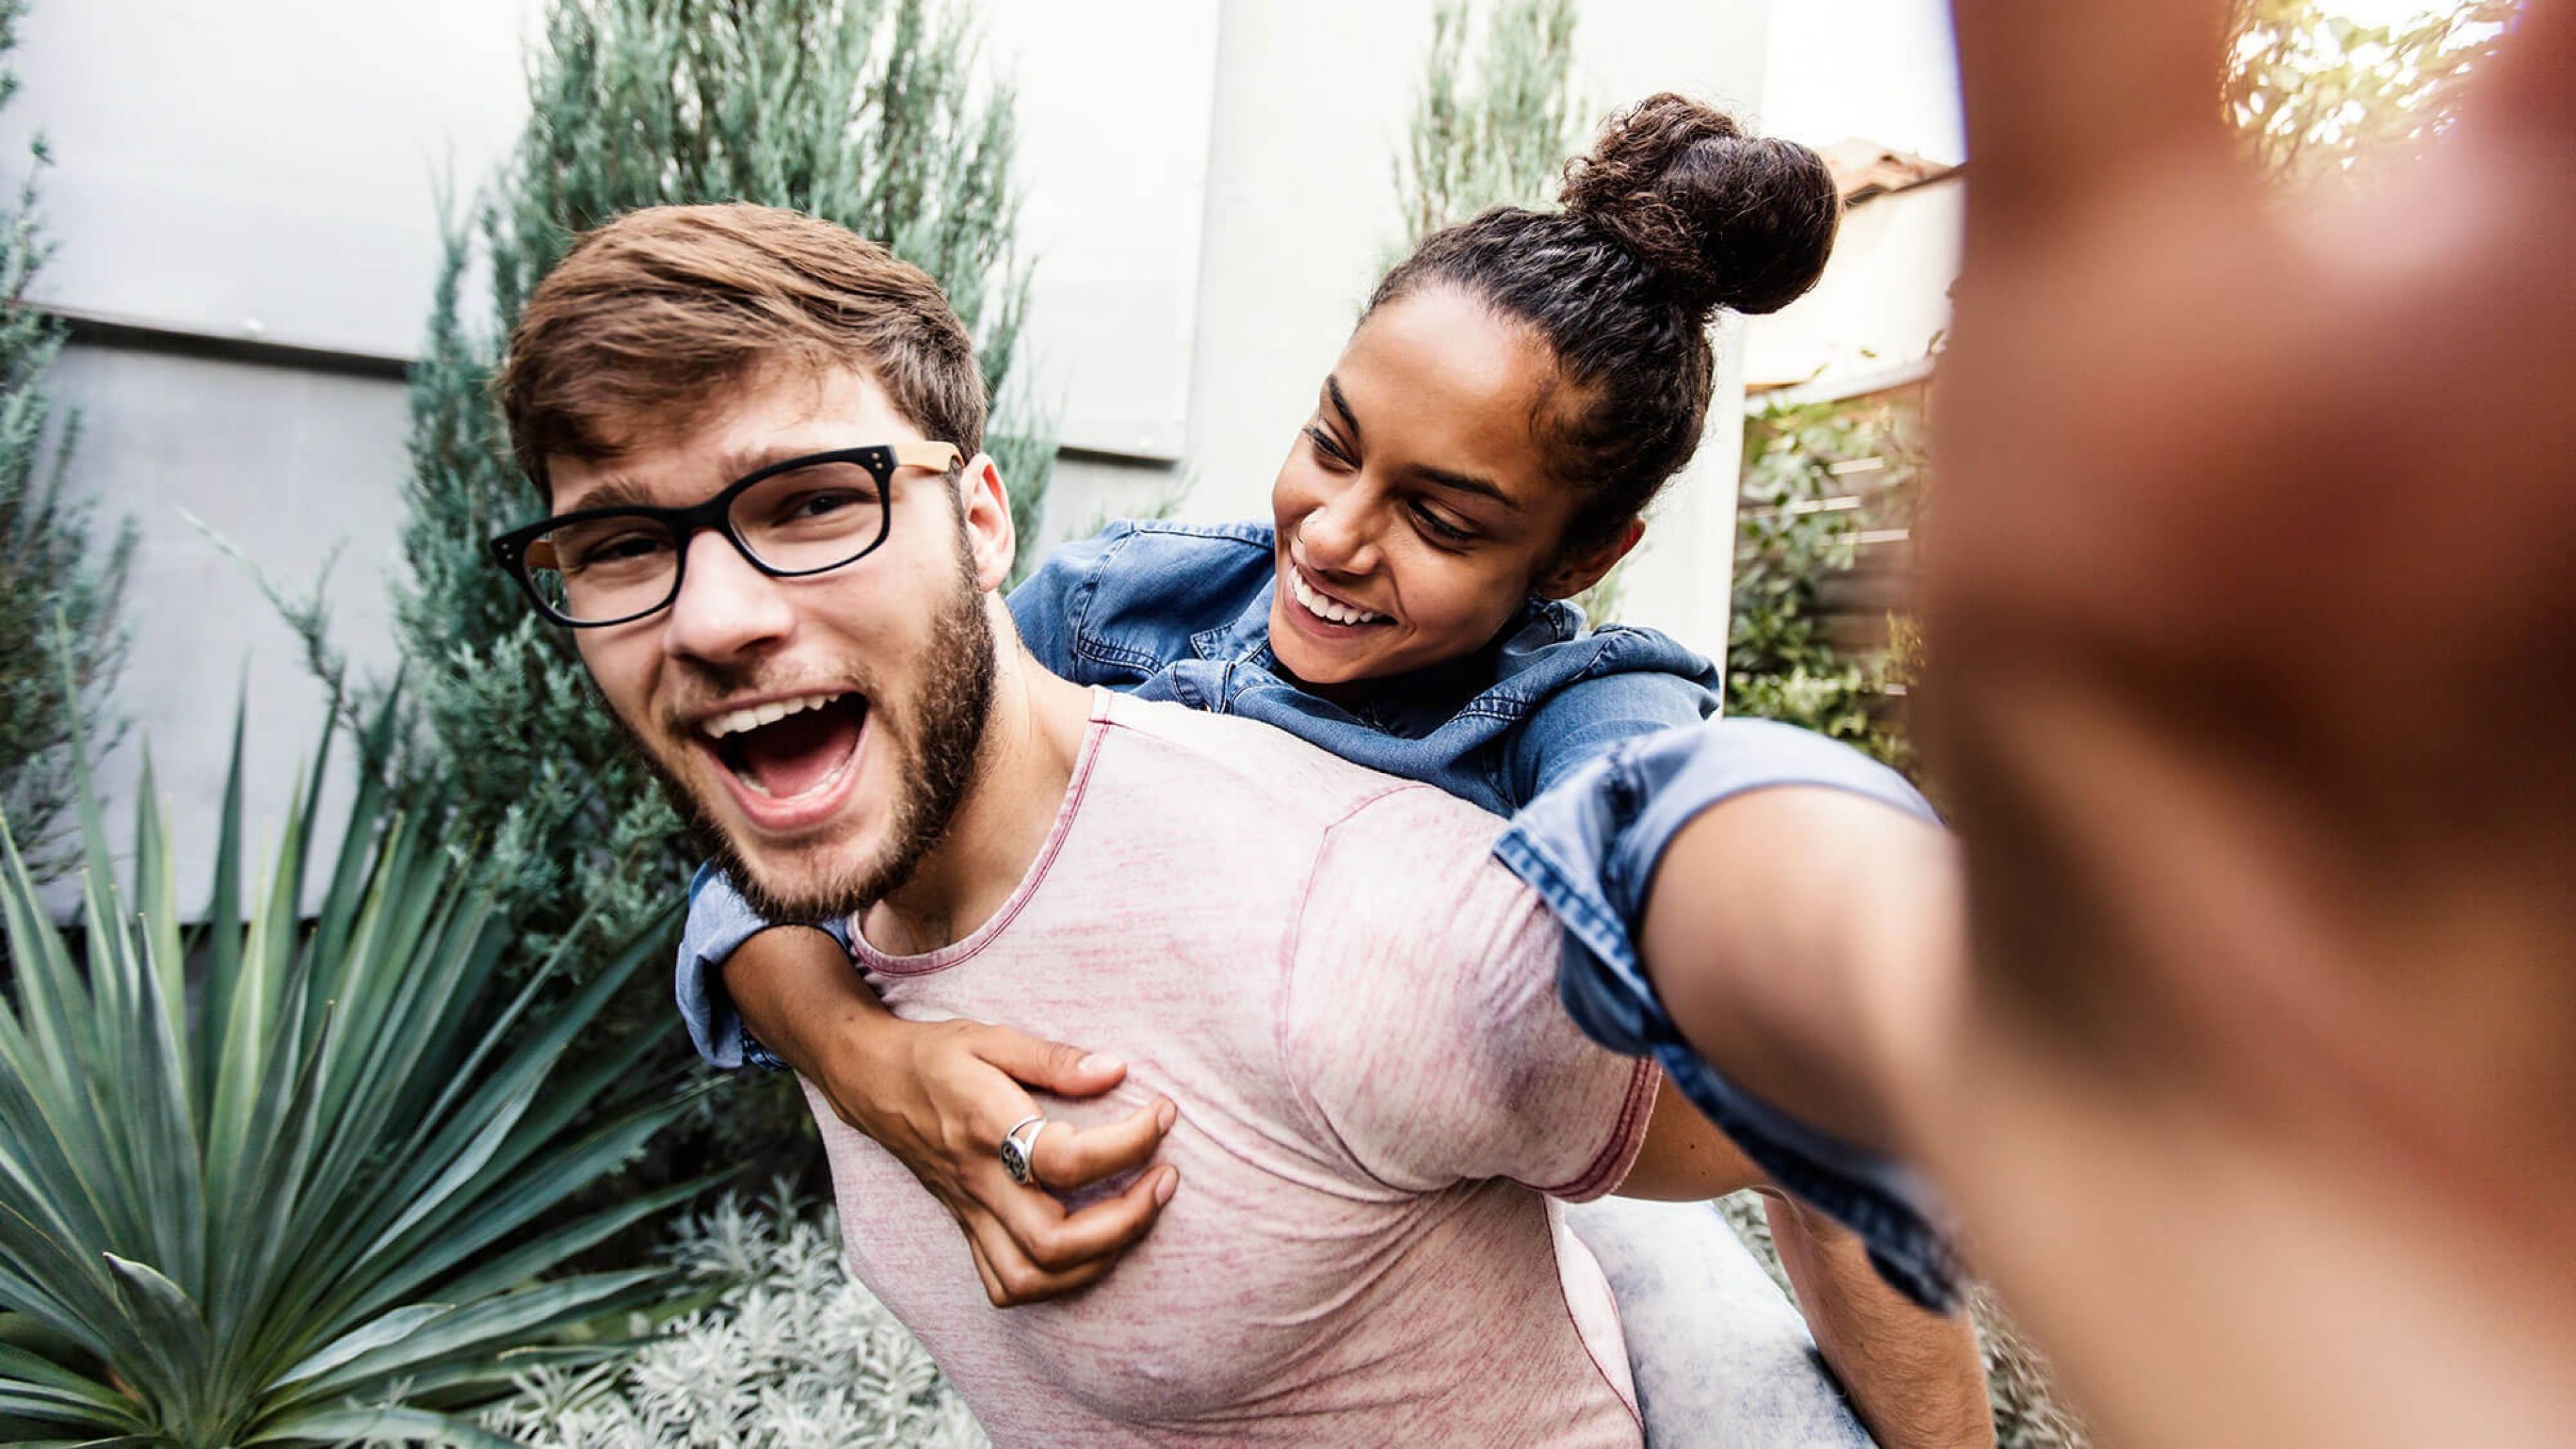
[0,0,131,882]
[1727,395,1923,771]
[1393,0,1579,255]
[0,689,702,1447]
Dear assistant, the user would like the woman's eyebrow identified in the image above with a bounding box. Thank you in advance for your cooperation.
[1411,465,1521,511]
[1325,375,1362,441]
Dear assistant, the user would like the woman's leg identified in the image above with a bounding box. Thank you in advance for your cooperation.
[1562,1195,1876,1448]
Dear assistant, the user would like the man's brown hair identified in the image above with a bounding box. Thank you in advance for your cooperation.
[495,203,984,495]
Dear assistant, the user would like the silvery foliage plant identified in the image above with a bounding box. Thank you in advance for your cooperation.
[485,1191,985,1449]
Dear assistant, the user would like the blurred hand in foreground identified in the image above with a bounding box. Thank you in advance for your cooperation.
[1922,1,2574,1446]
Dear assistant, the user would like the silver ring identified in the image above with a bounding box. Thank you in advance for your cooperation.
[1000,1114,1047,1186]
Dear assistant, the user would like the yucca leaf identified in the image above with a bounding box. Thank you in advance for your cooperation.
[268,1301,453,1391]
[435,1175,717,1306]
[324,1097,698,1327]
[256,1401,530,1449]
[0,1343,144,1431]
[101,1252,207,1419]
[131,753,190,1072]
[0,1382,136,1431]
[0,817,97,1122]
[281,1270,663,1405]
[197,697,249,1117]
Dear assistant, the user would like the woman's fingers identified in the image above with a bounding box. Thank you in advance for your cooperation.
[1950,0,2239,240]
[963,1164,1181,1306]
[967,1024,1129,1098]
[1027,1099,1179,1192]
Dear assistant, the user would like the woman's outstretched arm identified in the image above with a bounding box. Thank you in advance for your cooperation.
[1620,1075,1992,1448]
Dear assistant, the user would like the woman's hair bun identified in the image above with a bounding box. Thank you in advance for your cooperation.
[1560,93,1841,319]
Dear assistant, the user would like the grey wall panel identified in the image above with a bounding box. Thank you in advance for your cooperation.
[42,341,411,917]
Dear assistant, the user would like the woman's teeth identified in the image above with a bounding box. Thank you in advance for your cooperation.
[700,692,847,741]
[1290,567,1389,626]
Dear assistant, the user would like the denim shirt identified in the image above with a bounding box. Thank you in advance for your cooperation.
[675,519,1958,1309]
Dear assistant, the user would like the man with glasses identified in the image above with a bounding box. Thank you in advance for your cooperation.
[486,203,1982,1446]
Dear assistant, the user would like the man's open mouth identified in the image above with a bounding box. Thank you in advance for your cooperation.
[699,692,870,801]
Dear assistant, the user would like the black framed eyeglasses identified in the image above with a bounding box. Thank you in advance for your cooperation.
[487,441,965,627]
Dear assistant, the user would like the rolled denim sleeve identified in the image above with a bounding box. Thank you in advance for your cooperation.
[1493,716,1966,1311]
[676,861,852,1071]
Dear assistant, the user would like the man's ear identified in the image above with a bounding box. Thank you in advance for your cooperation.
[957,451,1017,592]
[1538,518,1646,600]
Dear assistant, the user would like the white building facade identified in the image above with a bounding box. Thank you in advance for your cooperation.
[7,0,1789,896]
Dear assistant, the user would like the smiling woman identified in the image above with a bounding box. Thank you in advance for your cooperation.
[1263,92,1841,694]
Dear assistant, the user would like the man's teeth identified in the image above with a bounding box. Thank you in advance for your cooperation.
[701,692,849,741]
[730,747,856,801]
[1290,567,1388,626]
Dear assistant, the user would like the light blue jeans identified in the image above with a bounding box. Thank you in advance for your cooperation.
[1564,1197,1876,1448]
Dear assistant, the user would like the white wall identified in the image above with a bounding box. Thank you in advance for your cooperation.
[1743,174,1963,396]
[2,0,1220,461]
[33,344,413,912]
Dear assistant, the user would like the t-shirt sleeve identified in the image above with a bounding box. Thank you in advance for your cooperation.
[1281,786,1659,1201]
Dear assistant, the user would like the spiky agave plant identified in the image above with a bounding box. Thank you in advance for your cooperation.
[0,685,705,1447]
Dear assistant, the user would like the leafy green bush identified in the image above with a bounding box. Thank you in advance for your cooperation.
[1727,394,1924,771]
[2226,0,2515,189]
[0,0,131,882]
[0,692,702,1447]
[1393,0,1578,254]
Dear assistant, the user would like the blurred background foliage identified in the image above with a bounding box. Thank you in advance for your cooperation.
[1394,0,1580,257]
[1728,392,1925,773]
[2227,0,2517,188]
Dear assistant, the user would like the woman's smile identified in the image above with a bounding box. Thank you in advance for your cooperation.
[1284,556,1391,627]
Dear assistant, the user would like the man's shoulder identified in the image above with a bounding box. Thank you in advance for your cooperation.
[1099,699,1534,953]
[1098,692,1503,848]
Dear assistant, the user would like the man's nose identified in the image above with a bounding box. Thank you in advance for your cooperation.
[1299,485,1382,576]
[661,529,796,665]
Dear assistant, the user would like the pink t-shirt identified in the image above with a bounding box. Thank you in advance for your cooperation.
[805,690,1661,1446]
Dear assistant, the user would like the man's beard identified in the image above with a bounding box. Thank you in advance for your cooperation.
[628,543,998,926]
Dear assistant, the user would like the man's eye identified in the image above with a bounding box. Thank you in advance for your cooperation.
[562,529,673,573]
[777,490,868,522]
